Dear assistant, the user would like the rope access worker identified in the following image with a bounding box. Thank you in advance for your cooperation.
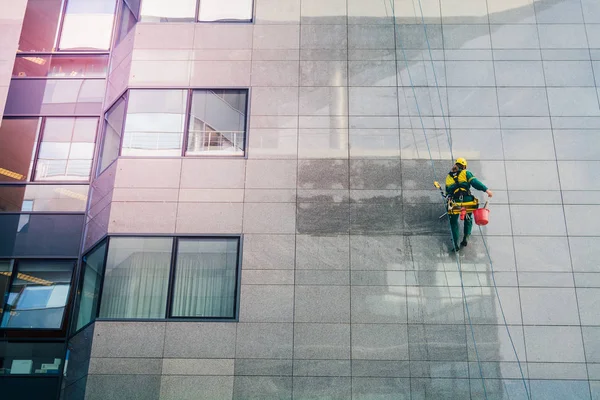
[445,158,493,251]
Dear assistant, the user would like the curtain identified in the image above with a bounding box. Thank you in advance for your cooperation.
[171,253,236,318]
[99,252,170,319]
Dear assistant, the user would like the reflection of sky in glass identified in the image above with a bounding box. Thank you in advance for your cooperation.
[199,0,253,21]
[59,0,117,50]
[140,0,196,21]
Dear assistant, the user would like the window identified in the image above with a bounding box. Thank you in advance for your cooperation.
[172,238,238,318]
[0,260,75,329]
[18,0,117,53]
[73,236,240,330]
[74,240,106,330]
[98,237,171,319]
[139,0,253,22]
[140,0,196,22]
[0,119,42,183]
[121,90,187,156]
[98,96,126,173]
[0,117,98,183]
[116,0,140,44]
[0,261,13,317]
[198,0,253,22]
[34,118,97,181]
[5,79,106,116]
[99,89,248,165]
[58,0,117,51]
[187,90,247,156]
[13,55,109,78]
[0,341,65,376]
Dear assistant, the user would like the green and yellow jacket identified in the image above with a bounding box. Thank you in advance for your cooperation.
[445,169,488,200]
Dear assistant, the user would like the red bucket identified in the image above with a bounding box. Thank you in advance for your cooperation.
[473,208,490,226]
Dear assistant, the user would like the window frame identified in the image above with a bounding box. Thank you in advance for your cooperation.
[101,88,250,162]
[0,258,78,334]
[72,234,242,335]
[11,54,110,80]
[0,116,99,185]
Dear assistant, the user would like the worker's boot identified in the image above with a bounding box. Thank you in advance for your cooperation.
[460,235,470,247]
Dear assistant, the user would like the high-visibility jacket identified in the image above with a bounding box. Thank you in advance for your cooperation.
[445,169,488,199]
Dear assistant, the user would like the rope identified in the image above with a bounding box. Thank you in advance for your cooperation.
[387,1,489,398]
[410,0,531,397]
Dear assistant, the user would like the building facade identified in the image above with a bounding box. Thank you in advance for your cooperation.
[0,0,600,399]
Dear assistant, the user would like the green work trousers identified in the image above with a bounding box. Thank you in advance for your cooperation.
[449,212,472,248]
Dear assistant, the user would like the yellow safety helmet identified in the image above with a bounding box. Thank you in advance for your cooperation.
[455,157,467,168]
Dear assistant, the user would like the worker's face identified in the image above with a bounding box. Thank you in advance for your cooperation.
[451,164,459,172]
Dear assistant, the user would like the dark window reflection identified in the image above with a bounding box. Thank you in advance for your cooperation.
[0,341,64,376]
[18,0,63,52]
[13,55,109,78]
[0,261,14,317]
[1,260,75,329]
[187,89,247,156]
[0,118,41,183]
[75,240,107,331]
[58,0,117,51]
[5,79,105,116]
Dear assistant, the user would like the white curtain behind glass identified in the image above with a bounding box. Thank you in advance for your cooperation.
[99,251,170,319]
[172,239,237,318]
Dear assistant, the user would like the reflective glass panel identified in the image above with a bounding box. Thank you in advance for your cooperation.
[122,90,186,157]
[116,0,137,44]
[0,118,41,183]
[172,238,238,318]
[99,237,172,319]
[34,118,97,181]
[0,261,14,317]
[0,342,64,376]
[186,90,247,156]
[98,97,126,173]
[75,241,107,331]
[58,0,117,51]
[18,0,63,52]
[13,56,109,78]
[0,185,88,212]
[140,0,196,22]
[198,0,253,21]
[1,260,74,329]
[5,79,105,116]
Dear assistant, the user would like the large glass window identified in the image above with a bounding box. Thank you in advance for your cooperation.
[187,90,247,156]
[0,260,75,329]
[99,88,248,164]
[0,117,98,183]
[74,236,240,330]
[172,238,238,318]
[59,0,117,51]
[198,0,253,21]
[0,119,41,183]
[121,90,187,157]
[75,241,106,330]
[0,261,14,317]
[116,0,140,44]
[98,97,126,173]
[98,237,172,319]
[0,341,65,376]
[34,118,97,181]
